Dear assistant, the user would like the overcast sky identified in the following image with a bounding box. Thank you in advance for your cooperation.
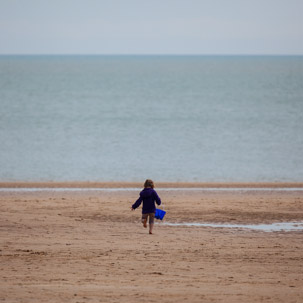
[0,0,302,55]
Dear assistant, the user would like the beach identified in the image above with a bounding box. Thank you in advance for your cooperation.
[1,182,303,302]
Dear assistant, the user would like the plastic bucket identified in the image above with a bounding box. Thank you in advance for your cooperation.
[155,208,166,220]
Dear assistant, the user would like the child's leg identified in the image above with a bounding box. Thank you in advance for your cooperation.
[141,214,148,228]
[149,224,154,234]
[149,213,155,234]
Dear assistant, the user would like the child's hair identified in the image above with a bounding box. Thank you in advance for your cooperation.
[144,179,154,189]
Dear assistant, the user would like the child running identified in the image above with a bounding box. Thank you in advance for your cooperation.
[131,179,162,234]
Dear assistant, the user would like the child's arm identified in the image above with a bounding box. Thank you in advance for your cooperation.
[154,191,161,206]
[131,196,143,210]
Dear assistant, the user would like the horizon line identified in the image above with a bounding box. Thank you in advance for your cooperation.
[0,53,303,57]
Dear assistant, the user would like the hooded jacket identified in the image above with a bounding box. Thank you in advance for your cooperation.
[132,188,161,214]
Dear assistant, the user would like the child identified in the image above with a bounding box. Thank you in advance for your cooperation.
[131,179,161,234]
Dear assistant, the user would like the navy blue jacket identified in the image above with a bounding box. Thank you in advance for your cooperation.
[132,188,161,214]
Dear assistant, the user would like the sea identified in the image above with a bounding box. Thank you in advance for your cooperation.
[0,55,302,182]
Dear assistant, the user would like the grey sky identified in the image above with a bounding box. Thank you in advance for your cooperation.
[0,0,302,54]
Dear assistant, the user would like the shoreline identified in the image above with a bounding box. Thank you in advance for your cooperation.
[1,181,303,188]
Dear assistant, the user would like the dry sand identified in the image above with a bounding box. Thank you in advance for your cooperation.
[1,183,303,302]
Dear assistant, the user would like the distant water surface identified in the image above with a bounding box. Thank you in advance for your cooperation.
[0,55,302,182]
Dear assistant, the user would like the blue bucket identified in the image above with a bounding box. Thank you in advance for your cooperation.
[155,208,166,220]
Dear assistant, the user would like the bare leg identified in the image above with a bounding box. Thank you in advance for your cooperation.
[149,223,154,234]
[142,218,147,228]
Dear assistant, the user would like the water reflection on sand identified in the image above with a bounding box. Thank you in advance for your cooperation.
[163,222,303,232]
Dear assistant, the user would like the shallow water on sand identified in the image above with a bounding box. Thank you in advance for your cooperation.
[163,222,303,232]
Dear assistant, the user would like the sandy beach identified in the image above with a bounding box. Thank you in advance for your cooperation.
[1,182,303,302]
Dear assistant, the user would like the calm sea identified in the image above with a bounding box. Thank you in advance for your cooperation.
[0,55,302,182]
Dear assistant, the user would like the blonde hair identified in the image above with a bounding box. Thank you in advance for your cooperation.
[144,179,154,189]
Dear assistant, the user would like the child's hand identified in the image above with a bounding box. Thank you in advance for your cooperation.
[131,207,135,211]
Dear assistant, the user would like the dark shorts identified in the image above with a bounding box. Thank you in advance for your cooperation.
[142,213,155,224]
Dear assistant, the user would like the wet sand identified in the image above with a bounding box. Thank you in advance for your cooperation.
[1,183,303,302]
